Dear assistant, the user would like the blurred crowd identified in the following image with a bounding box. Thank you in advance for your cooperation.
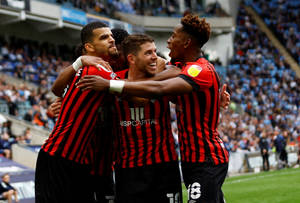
[0,36,72,89]
[0,78,55,129]
[52,0,228,17]
[0,115,33,158]
[217,4,300,154]
[246,0,300,63]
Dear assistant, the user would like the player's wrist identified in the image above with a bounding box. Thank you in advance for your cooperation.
[72,56,83,72]
[109,80,125,93]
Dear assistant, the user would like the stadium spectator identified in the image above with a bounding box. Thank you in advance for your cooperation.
[4,92,18,117]
[273,131,288,169]
[259,131,270,171]
[0,119,16,159]
[0,173,19,203]
[0,137,11,159]
[15,127,32,144]
[23,109,33,122]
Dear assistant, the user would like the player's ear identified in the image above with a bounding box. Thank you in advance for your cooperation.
[127,54,135,65]
[84,43,94,53]
[184,38,191,49]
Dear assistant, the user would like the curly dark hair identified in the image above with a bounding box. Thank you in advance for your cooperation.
[181,14,211,48]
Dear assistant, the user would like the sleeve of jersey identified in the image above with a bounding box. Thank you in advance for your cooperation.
[116,69,129,79]
[81,65,117,80]
[179,64,213,91]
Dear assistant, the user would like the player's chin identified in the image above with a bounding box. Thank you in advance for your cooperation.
[148,64,157,71]
[109,49,119,57]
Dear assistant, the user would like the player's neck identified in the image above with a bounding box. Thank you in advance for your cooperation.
[87,53,110,63]
[127,66,148,81]
[182,53,202,63]
[180,48,202,63]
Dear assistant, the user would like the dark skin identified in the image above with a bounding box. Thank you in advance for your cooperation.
[76,24,230,108]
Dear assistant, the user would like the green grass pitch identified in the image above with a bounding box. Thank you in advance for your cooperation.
[182,167,300,203]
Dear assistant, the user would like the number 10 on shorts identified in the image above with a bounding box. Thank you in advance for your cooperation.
[167,192,180,203]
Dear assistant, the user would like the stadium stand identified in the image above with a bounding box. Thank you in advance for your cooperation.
[0,36,73,87]
[0,75,55,129]
[217,3,300,155]
[245,0,300,64]
[42,0,229,18]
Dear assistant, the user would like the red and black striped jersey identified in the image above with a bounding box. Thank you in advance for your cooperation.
[42,65,117,164]
[176,57,229,165]
[115,69,178,168]
[85,99,117,176]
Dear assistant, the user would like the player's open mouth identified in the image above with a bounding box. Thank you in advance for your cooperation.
[149,63,157,69]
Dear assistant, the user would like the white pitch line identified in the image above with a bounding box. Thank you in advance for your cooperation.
[225,170,300,184]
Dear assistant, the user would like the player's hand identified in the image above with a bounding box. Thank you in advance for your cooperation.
[47,97,62,118]
[156,56,167,73]
[81,56,112,71]
[220,84,230,110]
[76,75,110,91]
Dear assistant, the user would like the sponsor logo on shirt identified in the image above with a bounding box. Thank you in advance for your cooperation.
[187,65,202,77]
[120,107,157,126]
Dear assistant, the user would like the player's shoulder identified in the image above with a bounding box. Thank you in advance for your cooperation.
[82,65,117,79]
[183,62,208,78]
[116,68,129,79]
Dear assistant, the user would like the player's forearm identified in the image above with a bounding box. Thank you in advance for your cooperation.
[149,66,181,81]
[51,66,76,97]
[123,81,164,98]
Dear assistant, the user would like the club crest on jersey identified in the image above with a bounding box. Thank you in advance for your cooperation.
[110,72,117,79]
[187,65,202,77]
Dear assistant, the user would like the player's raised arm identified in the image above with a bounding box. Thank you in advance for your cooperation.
[76,74,193,97]
[149,64,181,81]
[77,60,214,97]
[51,55,112,97]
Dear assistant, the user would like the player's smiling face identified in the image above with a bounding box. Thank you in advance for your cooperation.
[167,24,187,62]
[134,42,157,77]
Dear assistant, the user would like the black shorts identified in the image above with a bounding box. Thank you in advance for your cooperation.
[181,162,228,203]
[35,150,94,203]
[115,162,182,203]
[90,173,115,203]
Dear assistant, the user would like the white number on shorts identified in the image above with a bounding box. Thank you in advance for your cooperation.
[188,182,201,200]
[167,192,180,203]
[105,195,114,203]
